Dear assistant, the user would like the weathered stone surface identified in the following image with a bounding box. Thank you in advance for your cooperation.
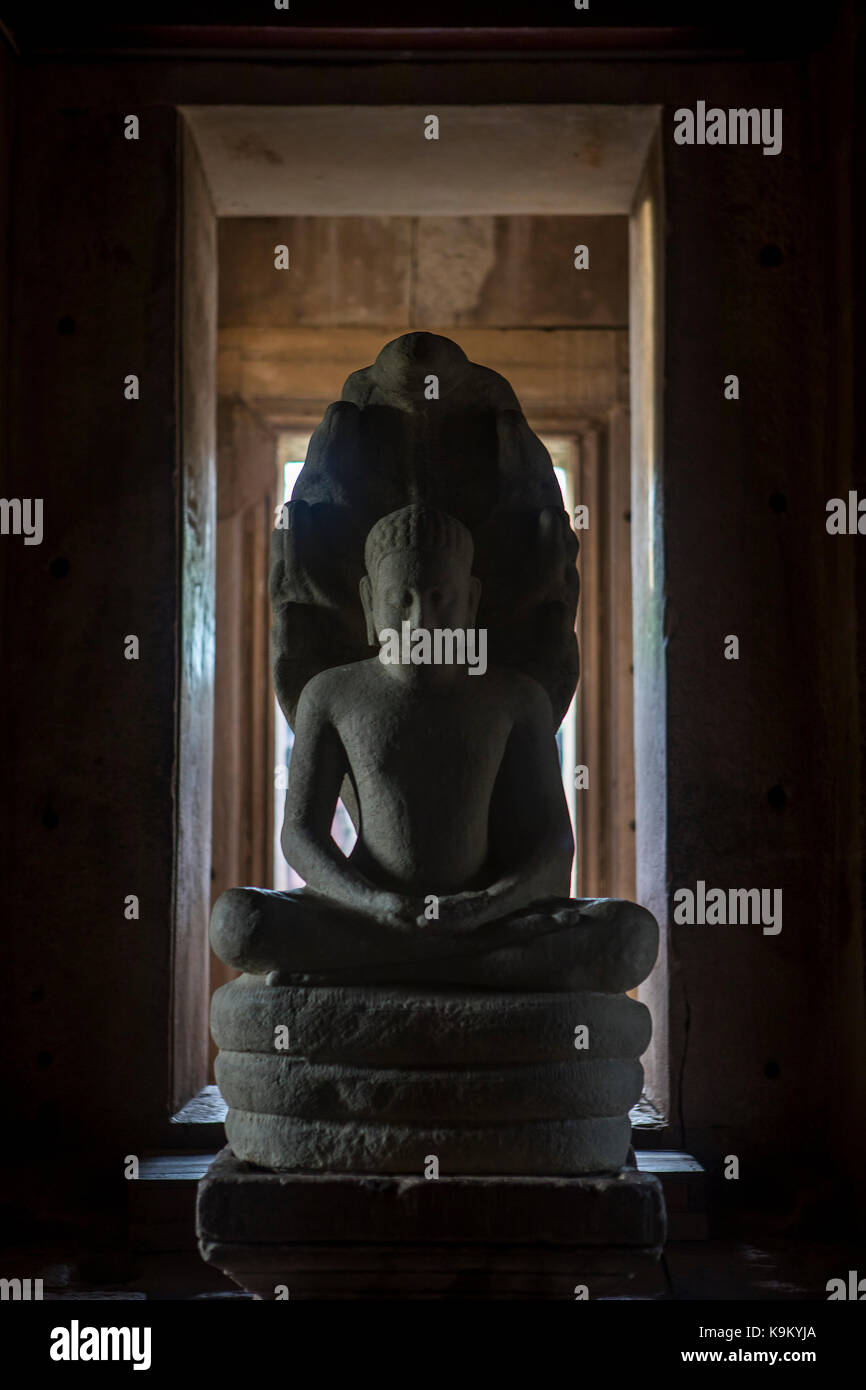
[197,1146,666,1247]
[224,1110,632,1174]
[215,1052,644,1123]
[211,976,652,1065]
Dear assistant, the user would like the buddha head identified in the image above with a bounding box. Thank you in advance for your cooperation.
[360,505,482,681]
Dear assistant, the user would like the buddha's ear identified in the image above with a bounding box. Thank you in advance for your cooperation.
[359,575,377,645]
[467,574,482,625]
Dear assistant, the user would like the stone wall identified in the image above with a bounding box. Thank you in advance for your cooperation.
[217,215,629,430]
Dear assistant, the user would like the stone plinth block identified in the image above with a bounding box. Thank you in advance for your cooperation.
[197,1147,667,1300]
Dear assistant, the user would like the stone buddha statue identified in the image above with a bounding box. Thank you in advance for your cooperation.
[208,332,659,1177]
[211,503,656,995]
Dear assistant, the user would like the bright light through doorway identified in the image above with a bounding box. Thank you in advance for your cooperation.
[284,459,304,502]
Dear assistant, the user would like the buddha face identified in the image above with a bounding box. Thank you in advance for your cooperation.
[360,547,482,683]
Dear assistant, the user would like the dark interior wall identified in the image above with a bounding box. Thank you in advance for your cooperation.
[0,16,861,1210]
[1,99,213,1154]
[658,30,865,1196]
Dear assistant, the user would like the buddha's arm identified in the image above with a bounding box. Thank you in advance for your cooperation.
[425,677,574,930]
[487,678,575,902]
[281,677,416,926]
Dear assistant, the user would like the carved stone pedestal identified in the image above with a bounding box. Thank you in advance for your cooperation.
[196,1147,666,1300]
[212,976,652,1174]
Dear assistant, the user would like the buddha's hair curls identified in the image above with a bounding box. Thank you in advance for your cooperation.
[364,504,474,576]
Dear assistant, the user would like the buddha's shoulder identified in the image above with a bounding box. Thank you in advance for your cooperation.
[481,666,554,718]
[298,659,381,708]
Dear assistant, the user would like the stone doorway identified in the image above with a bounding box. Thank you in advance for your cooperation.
[181,102,668,1120]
